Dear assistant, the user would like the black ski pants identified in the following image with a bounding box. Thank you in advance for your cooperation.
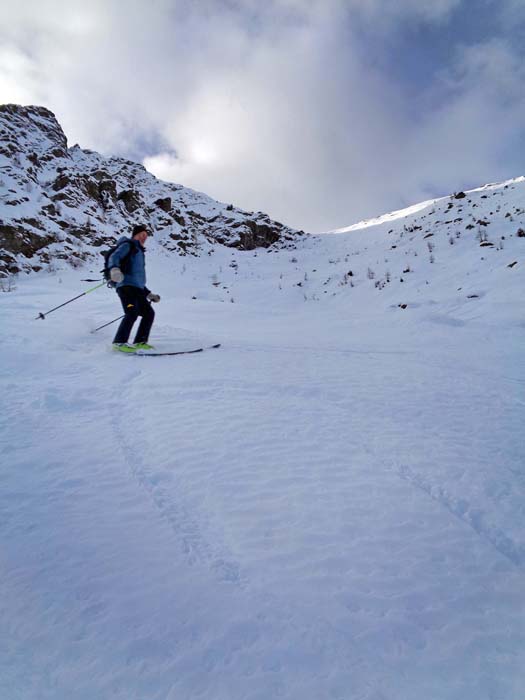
[113,286,155,344]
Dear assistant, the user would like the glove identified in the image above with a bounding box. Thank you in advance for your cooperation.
[110,267,124,283]
[147,292,161,303]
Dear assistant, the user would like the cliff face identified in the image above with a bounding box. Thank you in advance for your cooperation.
[0,105,304,274]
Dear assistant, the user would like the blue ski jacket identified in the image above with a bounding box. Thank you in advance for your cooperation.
[108,236,149,291]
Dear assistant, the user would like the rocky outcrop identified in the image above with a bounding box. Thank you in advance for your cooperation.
[117,189,142,213]
[154,196,172,213]
[0,104,305,275]
[241,216,285,248]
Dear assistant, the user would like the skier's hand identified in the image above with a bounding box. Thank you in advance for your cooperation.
[110,267,124,283]
[147,292,161,303]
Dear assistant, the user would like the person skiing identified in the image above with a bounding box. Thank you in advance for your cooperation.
[108,223,161,353]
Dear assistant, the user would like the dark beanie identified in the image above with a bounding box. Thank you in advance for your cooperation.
[132,223,150,237]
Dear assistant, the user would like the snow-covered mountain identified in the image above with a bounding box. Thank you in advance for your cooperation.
[0,104,303,276]
[1,109,524,700]
[1,104,524,316]
[297,176,525,314]
[147,173,523,324]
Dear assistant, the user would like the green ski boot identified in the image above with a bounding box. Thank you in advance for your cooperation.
[113,343,137,353]
[133,342,156,350]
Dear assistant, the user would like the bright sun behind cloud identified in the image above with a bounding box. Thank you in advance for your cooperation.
[189,140,218,166]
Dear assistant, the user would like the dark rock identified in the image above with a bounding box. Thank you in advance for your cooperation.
[41,203,57,216]
[117,189,142,213]
[98,180,117,208]
[0,222,55,259]
[52,173,71,191]
[239,219,281,250]
[154,197,172,213]
[81,177,100,201]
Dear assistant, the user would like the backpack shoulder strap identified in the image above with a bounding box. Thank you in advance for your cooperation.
[116,239,132,254]
[106,239,131,269]
[118,239,138,271]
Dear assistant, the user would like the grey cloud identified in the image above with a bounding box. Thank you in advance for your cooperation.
[342,0,463,27]
[402,39,525,198]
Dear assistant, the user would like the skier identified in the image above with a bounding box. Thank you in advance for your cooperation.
[108,224,161,353]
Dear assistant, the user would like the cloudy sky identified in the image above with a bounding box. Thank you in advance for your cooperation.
[1,0,524,231]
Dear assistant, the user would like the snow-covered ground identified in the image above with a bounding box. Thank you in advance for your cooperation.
[1,180,525,699]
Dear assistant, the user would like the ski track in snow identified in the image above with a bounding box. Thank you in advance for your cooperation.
[394,463,525,568]
[110,368,247,586]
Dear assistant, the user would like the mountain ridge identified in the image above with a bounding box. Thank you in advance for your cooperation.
[0,104,303,275]
[1,102,524,314]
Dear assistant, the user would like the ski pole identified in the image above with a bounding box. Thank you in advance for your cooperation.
[90,315,125,333]
[35,281,106,320]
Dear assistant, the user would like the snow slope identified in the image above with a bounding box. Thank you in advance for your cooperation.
[1,177,524,700]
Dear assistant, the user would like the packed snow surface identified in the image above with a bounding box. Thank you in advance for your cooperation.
[1,178,525,699]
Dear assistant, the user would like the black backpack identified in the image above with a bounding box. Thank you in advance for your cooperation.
[100,239,136,285]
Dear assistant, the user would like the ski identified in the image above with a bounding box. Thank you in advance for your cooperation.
[134,343,221,356]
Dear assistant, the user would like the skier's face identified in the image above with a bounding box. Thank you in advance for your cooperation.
[135,230,149,246]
